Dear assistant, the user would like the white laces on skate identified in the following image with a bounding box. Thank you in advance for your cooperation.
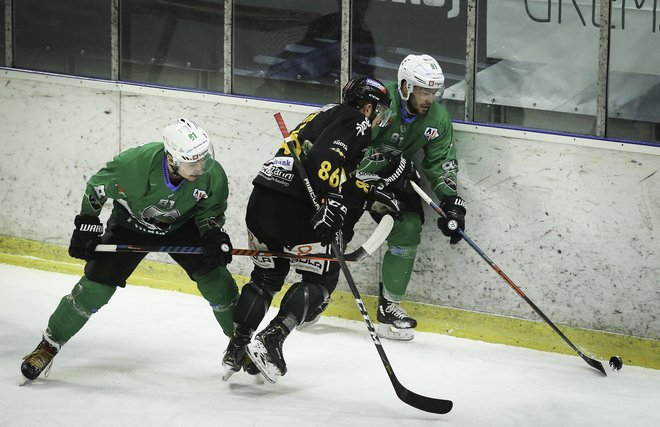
[383,300,411,320]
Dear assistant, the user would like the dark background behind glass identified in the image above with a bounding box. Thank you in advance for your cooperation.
[353,0,469,118]
[121,0,224,91]
[232,0,341,105]
[3,0,657,144]
[1,0,5,66]
[13,0,111,78]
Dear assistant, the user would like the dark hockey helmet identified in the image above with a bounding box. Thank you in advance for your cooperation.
[342,76,392,127]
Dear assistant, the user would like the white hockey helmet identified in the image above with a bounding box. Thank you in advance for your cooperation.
[397,54,445,102]
[163,118,214,176]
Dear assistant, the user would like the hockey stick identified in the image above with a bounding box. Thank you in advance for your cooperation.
[94,219,392,263]
[275,112,453,414]
[410,181,607,376]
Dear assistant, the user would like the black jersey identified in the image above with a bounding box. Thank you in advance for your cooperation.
[253,104,372,200]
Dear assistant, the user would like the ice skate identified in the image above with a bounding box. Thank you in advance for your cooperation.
[221,324,254,381]
[21,335,60,383]
[246,321,289,383]
[376,293,417,341]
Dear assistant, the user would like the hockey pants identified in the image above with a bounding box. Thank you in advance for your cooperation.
[237,185,340,332]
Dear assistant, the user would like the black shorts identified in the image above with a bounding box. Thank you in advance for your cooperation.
[84,215,208,287]
[246,185,317,249]
[245,185,340,291]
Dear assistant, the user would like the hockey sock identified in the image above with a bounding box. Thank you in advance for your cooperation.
[382,212,421,300]
[381,245,418,300]
[194,267,239,337]
[46,276,116,345]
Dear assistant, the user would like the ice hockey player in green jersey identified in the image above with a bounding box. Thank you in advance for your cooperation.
[354,54,467,341]
[20,118,238,382]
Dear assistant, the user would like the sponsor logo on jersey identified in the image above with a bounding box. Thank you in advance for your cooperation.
[331,139,348,151]
[356,118,370,136]
[193,188,208,202]
[269,156,294,170]
[424,127,439,141]
[258,163,295,186]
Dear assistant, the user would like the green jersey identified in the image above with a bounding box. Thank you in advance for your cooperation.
[361,81,458,200]
[80,142,229,236]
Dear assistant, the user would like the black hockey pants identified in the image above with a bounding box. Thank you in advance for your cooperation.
[235,185,341,330]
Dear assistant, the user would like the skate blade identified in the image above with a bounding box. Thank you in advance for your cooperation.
[376,323,415,341]
[246,342,280,384]
[221,364,240,382]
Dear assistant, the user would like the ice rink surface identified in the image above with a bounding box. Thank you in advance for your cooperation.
[1,264,658,427]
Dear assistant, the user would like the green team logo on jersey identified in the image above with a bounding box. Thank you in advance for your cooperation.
[115,198,181,234]
[141,204,181,232]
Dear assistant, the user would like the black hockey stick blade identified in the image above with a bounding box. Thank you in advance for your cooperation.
[579,352,607,375]
[392,376,453,414]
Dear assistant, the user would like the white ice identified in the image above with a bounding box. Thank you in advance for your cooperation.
[1,264,658,427]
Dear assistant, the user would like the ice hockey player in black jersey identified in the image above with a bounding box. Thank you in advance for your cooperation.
[222,76,399,383]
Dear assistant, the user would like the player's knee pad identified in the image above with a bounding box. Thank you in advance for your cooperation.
[280,281,331,325]
[250,266,288,294]
[195,267,239,309]
[234,280,275,329]
[66,276,116,319]
[388,212,423,247]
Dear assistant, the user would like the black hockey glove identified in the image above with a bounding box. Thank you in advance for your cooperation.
[201,228,233,267]
[367,185,402,218]
[378,156,421,193]
[437,196,466,245]
[68,214,103,261]
[311,193,347,246]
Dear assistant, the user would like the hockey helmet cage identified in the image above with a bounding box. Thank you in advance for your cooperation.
[397,54,445,101]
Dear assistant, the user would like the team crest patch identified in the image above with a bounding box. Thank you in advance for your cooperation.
[193,188,208,202]
[424,127,439,141]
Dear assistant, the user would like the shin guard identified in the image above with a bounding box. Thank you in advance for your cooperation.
[46,276,116,345]
[195,267,239,337]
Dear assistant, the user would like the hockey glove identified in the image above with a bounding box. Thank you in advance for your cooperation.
[201,228,233,267]
[68,214,103,261]
[367,185,402,218]
[311,193,347,246]
[437,195,466,245]
[378,156,421,193]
